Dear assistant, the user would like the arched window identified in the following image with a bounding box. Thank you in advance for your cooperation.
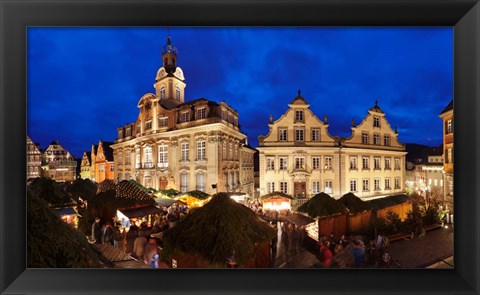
[160,87,166,100]
[176,87,181,100]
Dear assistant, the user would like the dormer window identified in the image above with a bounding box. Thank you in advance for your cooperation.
[136,124,141,134]
[125,127,131,137]
[180,111,190,123]
[295,110,304,122]
[145,120,152,130]
[118,130,123,139]
[158,116,169,127]
[196,107,206,120]
[373,116,380,128]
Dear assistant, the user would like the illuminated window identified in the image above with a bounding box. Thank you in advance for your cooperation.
[446,119,452,134]
[295,157,305,170]
[144,146,153,168]
[324,156,332,170]
[278,128,288,141]
[118,152,123,165]
[324,180,333,194]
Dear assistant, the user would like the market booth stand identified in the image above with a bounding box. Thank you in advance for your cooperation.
[261,192,294,212]
[163,193,275,268]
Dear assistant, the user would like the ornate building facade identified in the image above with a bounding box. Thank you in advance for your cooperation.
[27,135,42,179]
[80,151,92,179]
[111,37,254,196]
[90,140,115,183]
[257,92,406,200]
[439,100,453,207]
[41,140,77,182]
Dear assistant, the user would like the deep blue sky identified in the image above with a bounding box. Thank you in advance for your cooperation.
[28,27,452,158]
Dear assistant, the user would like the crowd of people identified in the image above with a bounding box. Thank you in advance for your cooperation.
[317,232,391,268]
[90,204,190,268]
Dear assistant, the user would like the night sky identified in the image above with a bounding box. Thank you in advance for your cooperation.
[28,27,452,158]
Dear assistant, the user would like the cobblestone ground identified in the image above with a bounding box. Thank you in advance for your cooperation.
[387,226,454,268]
[273,223,454,268]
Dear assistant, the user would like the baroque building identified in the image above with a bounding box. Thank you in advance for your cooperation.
[439,99,453,207]
[257,92,406,200]
[41,140,77,182]
[27,135,42,179]
[111,37,255,196]
[80,151,92,179]
[90,140,115,183]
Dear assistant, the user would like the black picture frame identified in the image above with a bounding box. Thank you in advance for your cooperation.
[1,0,479,294]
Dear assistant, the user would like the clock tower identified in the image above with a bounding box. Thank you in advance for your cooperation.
[154,36,186,107]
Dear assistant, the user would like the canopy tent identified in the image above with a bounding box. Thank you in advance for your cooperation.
[154,198,185,207]
[298,192,348,218]
[163,193,275,267]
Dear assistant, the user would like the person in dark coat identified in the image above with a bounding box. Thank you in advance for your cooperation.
[91,217,102,244]
[102,222,114,245]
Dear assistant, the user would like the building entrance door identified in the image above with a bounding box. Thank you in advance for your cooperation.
[159,178,168,190]
[294,182,306,198]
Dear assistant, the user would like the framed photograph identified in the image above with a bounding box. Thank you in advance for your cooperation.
[1,0,479,294]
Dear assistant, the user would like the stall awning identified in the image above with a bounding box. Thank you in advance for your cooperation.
[155,198,177,207]
[93,244,149,269]
[52,207,78,216]
[282,213,315,227]
[119,205,161,219]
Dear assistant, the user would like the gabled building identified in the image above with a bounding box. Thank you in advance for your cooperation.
[257,95,406,200]
[27,135,42,179]
[111,37,254,195]
[439,99,453,207]
[80,151,92,179]
[41,140,77,182]
[91,140,115,183]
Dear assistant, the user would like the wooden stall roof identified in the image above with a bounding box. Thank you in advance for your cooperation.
[119,205,162,218]
[282,213,314,226]
[93,244,149,269]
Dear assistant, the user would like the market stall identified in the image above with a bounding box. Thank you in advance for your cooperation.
[117,205,162,227]
[52,207,79,228]
[261,192,293,211]
[175,190,211,208]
